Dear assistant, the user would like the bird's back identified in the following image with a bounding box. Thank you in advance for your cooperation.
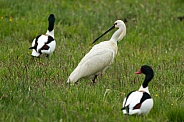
[123,91,153,115]
[123,91,143,109]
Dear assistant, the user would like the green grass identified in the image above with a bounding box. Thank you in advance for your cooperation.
[0,0,184,121]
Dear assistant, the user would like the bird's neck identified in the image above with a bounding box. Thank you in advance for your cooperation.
[110,27,125,42]
[142,75,153,88]
[138,85,150,94]
[46,20,54,37]
[48,20,54,31]
[46,30,54,38]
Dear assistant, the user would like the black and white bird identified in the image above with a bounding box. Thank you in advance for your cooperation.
[121,65,154,115]
[29,14,56,57]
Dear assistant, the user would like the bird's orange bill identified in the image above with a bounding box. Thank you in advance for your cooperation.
[92,24,115,44]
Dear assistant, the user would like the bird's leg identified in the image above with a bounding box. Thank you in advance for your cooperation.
[92,75,98,83]
[46,54,49,58]
[31,55,40,58]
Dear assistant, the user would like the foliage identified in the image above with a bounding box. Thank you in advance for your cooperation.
[0,0,184,121]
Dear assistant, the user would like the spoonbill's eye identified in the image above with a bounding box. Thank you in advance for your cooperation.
[114,23,117,25]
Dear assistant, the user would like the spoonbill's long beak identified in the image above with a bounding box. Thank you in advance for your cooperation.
[92,24,115,44]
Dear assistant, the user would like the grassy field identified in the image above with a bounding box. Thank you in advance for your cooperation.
[0,0,184,121]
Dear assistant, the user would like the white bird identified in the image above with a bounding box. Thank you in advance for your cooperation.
[121,65,154,115]
[29,14,56,57]
[67,20,126,83]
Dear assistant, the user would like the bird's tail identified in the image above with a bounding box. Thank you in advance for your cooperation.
[30,49,40,57]
[67,67,82,83]
[29,46,36,50]
[66,78,71,83]
[121,105,129,114]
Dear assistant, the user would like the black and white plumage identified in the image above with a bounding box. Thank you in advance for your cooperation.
[122,65,154,115]
[29,14,56,57]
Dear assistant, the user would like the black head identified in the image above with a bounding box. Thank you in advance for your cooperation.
[135,65,154,88]
[141,65,154,76]
[135,65,154,76]
[48,14,55,23]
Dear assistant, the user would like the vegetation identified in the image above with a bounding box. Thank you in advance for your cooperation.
[0,0,184,121]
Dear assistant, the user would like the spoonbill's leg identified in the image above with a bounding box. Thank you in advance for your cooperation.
[92,75,98,83]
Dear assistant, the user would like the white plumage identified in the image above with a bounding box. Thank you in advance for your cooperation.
[29,14,56,57]
[67,20,126,83]
[122,65,154,115]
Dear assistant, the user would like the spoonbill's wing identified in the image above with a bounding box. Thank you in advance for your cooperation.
[77,48,115,78]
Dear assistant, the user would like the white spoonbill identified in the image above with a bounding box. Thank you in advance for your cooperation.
[67,20,126,83]
[29,14,56,57]
[121,65,154,115]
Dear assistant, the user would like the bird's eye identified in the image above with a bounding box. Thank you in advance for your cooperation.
[114,23,117,25]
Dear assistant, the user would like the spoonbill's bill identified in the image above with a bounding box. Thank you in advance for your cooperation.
[29,14,56,57]
[67,20,126,84]
[121,65,154,115]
